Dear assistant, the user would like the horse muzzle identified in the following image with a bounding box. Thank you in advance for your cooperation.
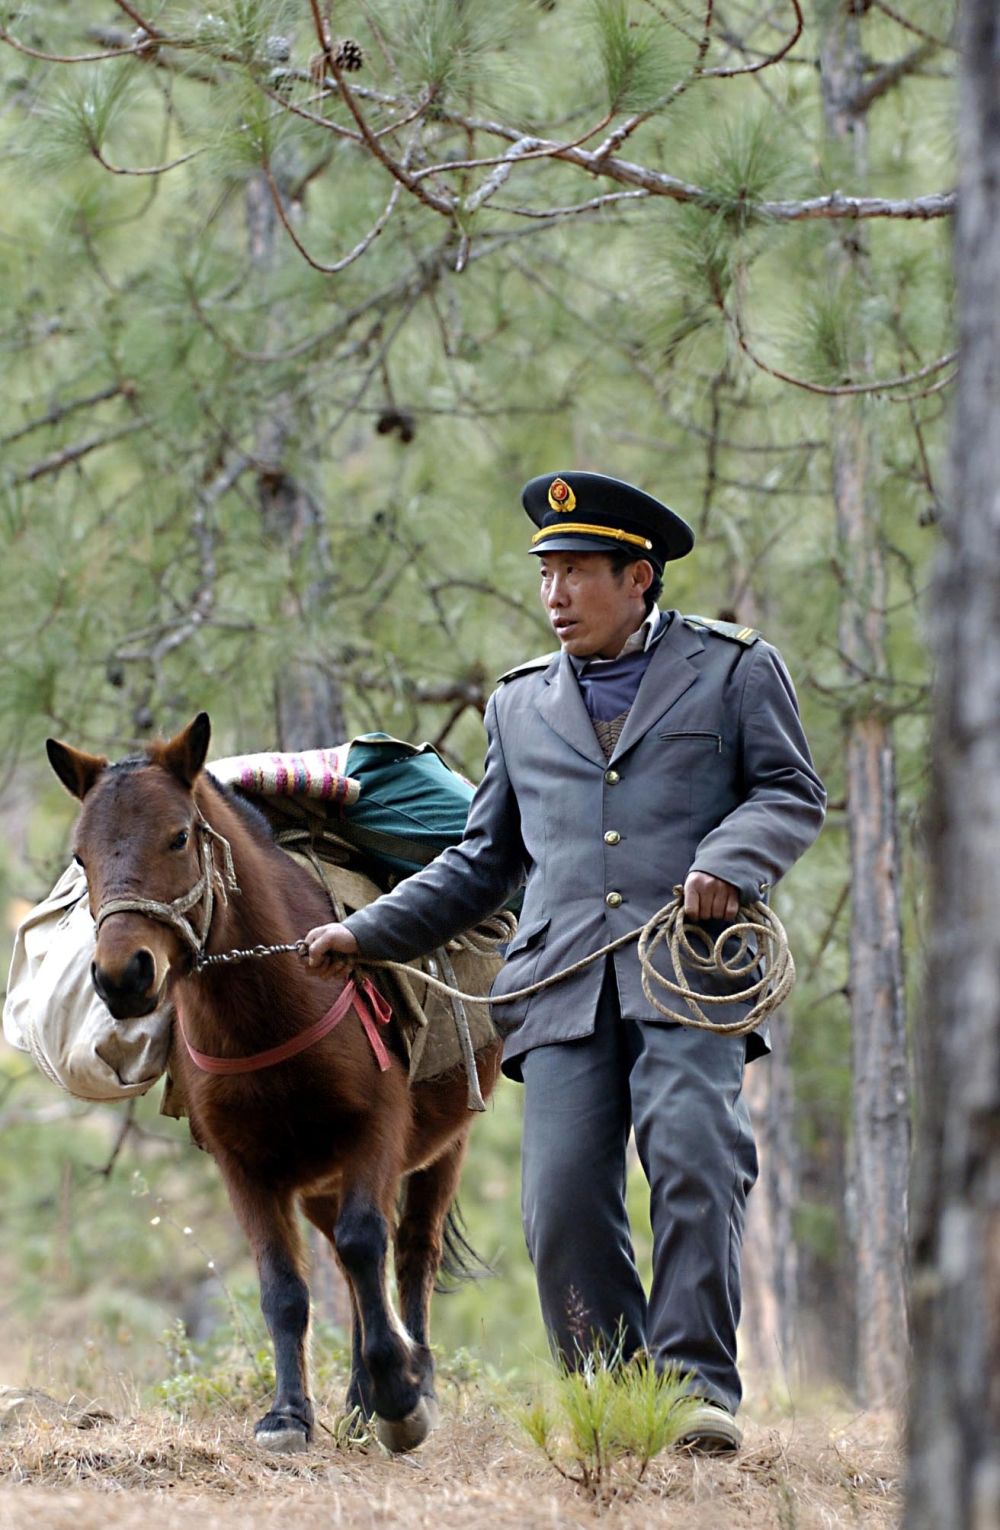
[92,948,166,1019]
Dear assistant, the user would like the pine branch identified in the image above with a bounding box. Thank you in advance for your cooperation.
[261,154,403,274]
[255,79,361,143]
[0,384,131,448]
[412,109,616,193]
[431,110,956,221]
[428,578,550,626]
[802,881,851,986]
[846,42,939,115]
[885,369,958,403]
[612,423,825,456]
[492,189,650,219]
[353,672,488,707]
[10,419,146,484]
[83,25,223,84]
[545,148,955,221]
[325,54,453,217]
[733,322,958,397]
[90,145,201,177]
[870,0,958,51]
[111,0,164,40]
[27,12,951,232]
[701,0,804,78]
[0,26,151,64]
[96,1101,137,1178]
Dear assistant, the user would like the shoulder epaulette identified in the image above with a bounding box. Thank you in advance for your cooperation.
[497,652,560,684]
[682,614,761,646]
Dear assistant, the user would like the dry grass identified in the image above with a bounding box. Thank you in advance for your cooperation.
[0,1385,902,1530]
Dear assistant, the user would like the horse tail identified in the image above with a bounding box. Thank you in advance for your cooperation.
[434,1201,494,1292]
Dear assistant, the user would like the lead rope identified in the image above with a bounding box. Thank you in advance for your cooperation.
[357,890,794,1041]
[198,894,793,1039]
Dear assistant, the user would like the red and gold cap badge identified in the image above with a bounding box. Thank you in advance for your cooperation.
[547,477,577,513]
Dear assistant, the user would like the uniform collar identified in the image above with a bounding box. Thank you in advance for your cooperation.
[571,606,666,672]
[623,603,664,656]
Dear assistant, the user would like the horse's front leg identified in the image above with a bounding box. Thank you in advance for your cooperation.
[334,1183,432,1453]
[301,1194,375,1423]
[395,1134,470,1423]
[218,1156,313,1452]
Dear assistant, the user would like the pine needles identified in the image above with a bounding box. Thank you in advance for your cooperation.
[513,1349,699,1504]
[590,0,686,114]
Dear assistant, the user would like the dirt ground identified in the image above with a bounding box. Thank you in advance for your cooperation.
[0,1386,902,1530]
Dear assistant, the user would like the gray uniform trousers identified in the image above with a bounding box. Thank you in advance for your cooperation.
[519,960,758,1412]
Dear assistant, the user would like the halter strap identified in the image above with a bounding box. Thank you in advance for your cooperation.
[95,816,240,957]
[177,974,392,1075]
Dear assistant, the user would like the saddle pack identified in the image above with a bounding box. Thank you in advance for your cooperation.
[4,736,506,1106]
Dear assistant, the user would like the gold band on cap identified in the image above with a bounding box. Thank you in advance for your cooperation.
[531,522,654,552]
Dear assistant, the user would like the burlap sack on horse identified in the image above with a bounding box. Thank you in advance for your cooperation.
[3,861,172,1100]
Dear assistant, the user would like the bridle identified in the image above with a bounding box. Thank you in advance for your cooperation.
[94,814,243,967]
[92,811,391,1076]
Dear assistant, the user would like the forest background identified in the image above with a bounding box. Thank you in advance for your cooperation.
[0,0,958,1434]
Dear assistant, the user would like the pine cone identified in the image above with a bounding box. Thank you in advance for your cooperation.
[334,38,364,72]
[375,409,416,445]
[264,33,291,64]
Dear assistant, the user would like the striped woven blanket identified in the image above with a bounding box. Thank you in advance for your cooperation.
[209,749,360,807]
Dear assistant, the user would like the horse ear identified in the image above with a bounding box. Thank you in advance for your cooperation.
[161,712,212,788]
[46,739,108,800]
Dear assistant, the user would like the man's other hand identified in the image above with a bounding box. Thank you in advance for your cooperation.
[683,871,740,923]
[300,922,359,974]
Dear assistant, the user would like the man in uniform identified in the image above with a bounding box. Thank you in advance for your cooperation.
[302,471,826,1452]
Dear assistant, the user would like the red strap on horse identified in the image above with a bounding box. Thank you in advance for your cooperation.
[178,974,392,1076]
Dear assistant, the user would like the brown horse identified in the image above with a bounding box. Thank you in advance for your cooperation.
[46,713,501,1454]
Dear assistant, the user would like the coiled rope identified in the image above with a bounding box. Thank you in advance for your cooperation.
[361,887,794,1039]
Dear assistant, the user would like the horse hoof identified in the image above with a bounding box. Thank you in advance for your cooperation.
[375,1396,435,1454]
[255,1421,310,1454]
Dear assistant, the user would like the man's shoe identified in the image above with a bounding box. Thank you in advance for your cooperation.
[676,1400,742,1455]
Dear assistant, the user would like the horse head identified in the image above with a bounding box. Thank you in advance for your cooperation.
[46,713,214,1019]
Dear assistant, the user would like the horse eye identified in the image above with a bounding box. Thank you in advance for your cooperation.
[73,853,85,870]
[169,829,190,851]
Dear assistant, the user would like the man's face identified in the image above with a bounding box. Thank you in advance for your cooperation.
[537,551,653,659]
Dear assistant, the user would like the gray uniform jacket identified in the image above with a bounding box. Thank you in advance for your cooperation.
[345,612,826,1078]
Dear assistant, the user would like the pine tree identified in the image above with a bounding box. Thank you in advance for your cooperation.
[1,0,958,1397]
[907,0,1000,1519]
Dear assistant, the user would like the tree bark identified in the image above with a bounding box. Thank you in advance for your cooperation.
[719,575,800,1392]
[739,1011,800,1392]
[246,173,347,749]
[820,3,910,1407]
[906,2,1000,1522]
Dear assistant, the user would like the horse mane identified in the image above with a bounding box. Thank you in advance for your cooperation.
[203,772,275,847]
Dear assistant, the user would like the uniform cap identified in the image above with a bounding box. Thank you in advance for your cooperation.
[522,471,694,569]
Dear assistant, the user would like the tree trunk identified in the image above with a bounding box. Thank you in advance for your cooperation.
[739,1010,800,1392]
[820,4,910,1407]
[246,173,347,749]
[719,575,800,1392]
[245,174,349,1322]
[906,2,1000,1522]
